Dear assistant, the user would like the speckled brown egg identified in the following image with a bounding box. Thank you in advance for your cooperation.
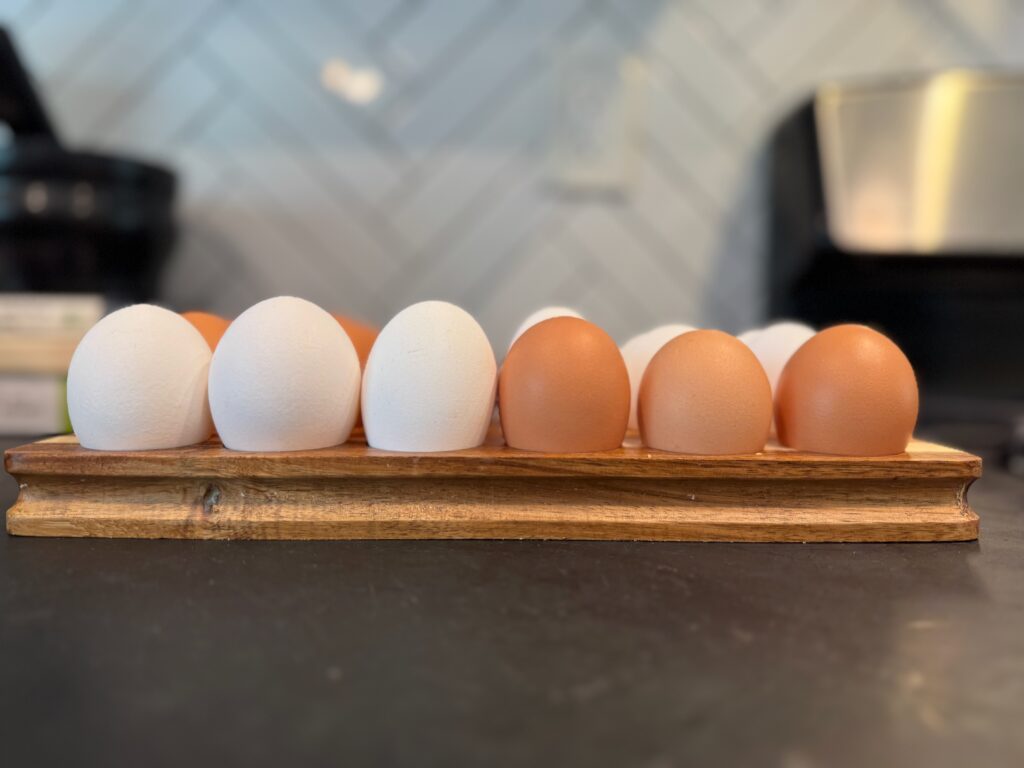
[499,317,629,452]
[639,329,772,454]
[775,324,918,456]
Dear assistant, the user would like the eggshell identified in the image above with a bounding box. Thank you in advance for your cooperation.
[332,314,380,429]
[331,314,379,369]
[775,324,918,456]
[181,311,231,351]
[209,296,361,451]
[737,328,762,346]
[509,306,583,350]
[500,317,629,452]
[639,330,771,454]
[742,321,816,396]
[67,304,213,450]
[621,323,695,431]
[362,300,496,452]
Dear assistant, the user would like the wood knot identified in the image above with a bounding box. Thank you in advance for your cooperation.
[201,484,221,516]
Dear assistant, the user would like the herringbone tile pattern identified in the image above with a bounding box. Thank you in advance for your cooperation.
[3,0,1022,347]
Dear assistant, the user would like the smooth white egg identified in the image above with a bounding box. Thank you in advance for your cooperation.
[743,321,816,395]
[621,323,695,431]
[67,304,213,450]
[508,306,582,350]
[363,300,496,452]
[209,296,361,451]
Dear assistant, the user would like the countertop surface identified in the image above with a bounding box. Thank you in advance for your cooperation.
[1,425,1022,767]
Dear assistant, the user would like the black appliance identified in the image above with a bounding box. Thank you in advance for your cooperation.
[0,28,176,303]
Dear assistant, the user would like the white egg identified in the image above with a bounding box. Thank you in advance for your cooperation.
[509,306,582,350]
[67,304,213,450]
[737,328,762,346]
[621,323,695,431]
[209,296,360,451]
[363,300,496,452]
[743,321,816,395]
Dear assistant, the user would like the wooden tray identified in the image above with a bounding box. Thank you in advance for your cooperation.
[4,434,981,542]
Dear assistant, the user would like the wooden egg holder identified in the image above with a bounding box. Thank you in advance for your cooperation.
[4,430,980,542]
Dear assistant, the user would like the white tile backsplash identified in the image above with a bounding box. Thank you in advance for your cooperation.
[2,0,1023,346]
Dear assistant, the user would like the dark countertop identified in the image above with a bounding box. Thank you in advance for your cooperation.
[1,425,1022,767]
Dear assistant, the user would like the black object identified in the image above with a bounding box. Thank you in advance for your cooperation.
[1,425,1022,766]
[769,99,1024,414]
[0,28,176,303]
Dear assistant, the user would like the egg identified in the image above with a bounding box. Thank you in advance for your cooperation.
[332,314,380,430]
[181,311,231,351]
[332,314,378,369]
[508,306,583,350]
[67,304,213,450]
[362,300,496,452]
[209,296,361,451]
[737,328,762,346]
[500,317,629,452]
[742,321,816,396]
[621,323,695,431]
[639,330,771,454]
[775,324,918,456]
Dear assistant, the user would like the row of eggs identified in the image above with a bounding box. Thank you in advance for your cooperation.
[67,297,918,456]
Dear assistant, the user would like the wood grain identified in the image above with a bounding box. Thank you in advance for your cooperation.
[5,436,981,542]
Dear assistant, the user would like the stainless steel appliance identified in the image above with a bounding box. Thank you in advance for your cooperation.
[770,70,1024,419]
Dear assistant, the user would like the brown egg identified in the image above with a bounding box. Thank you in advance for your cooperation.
[332,314,379,431]
[639,330,772,454]
[775,324,918,456]
[181,311,231,351]
[499,317,629,452]
[332,314,379,369]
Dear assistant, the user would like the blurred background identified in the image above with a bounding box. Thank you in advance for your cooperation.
[0,0,1022,440]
